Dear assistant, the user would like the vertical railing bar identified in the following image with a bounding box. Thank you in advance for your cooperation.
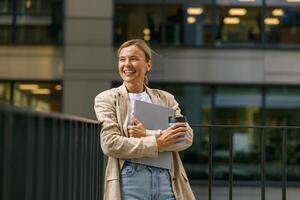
[80,122,84,200]
[36,116,45,200]
[50,118,58,200]
[94,124,98,200]
[97,124,102,200]
[83,122,88,200]
[67,120,74,200]
[24,114,35,200]
[57,119,65,200]
[208,126,214,200]
[260,127,266,200]
[73,121,79,200]
[2,109,13,200]
[282,128,287,200]
[229,129,233,200]
[88,123,93,200]
[92,122,98,199]
[91,124,95,200]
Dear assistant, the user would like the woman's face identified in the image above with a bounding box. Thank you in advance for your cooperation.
[118,45,151,86]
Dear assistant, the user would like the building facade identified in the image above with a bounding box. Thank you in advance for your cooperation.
[1,0,300,199]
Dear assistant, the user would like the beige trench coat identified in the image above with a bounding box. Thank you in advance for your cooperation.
[94,84,196,200]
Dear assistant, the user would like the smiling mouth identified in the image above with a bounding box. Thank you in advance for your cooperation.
[124,70,136,76]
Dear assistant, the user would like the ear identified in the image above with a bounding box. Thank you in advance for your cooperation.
[147,62,151,72]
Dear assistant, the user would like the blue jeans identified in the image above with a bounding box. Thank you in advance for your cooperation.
[120,161,175,200]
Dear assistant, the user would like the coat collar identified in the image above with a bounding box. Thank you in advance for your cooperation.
[116,82,164,136]
[117,82,161,105]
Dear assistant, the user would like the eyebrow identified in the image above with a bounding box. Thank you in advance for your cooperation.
[119,55,140,59]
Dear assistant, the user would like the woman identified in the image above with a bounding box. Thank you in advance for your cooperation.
[94,39,195,200]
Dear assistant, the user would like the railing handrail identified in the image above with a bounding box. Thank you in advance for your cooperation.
[0,103,99,124]
[190,124,300,129]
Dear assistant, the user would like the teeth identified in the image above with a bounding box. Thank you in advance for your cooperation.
[124,70,135,73]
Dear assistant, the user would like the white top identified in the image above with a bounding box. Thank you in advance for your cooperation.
[128,91,152,122]
[128,91,159,136]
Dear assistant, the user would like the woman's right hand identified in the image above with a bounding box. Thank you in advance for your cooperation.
[156,122,191,150]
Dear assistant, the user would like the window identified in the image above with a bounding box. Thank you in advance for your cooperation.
[215,0,262,45]
[166,0,214,46]
[13,82,62,112]
[0,81,11,105]
[148,83,300,182]
[0,0,63,44]
[0,80,62,112]
[114,0,300,48]
[114,1,163,45]
[266,87,300,181]
[265,0,300,45]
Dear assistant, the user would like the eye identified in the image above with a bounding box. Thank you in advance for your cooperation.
[119,58,125,62]
[131,57,139,61]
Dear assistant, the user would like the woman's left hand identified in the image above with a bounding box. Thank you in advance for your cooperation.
[127,117,146,138]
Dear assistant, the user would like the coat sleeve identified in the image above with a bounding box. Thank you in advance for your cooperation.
[159,93,194,152]
[94,91,158,159]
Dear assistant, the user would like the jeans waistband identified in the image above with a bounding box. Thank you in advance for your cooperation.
[125,160,169,172]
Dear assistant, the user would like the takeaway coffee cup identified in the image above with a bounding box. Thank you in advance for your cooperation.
[168,116,187,144]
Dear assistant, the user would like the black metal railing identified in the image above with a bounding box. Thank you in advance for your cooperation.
[0,104,103,200]
[2,103,299,200]
[190,124,300,200]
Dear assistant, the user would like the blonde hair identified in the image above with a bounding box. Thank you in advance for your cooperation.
[118,39,151,86]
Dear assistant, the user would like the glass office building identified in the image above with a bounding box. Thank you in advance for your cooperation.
[1,0,300,197]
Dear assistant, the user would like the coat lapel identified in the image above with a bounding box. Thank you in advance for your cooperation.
[117,84,129,137]
[146,87,167,106]
[146,86,163,106]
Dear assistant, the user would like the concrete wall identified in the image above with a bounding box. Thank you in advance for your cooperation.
[0,46,63,80]
[148,48,300,85]
[63,0,115,118]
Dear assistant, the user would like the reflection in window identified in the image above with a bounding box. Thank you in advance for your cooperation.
[265,0,300,45]
[266,87,300,181]
[0,0,13,43]
[166,1,213,46]
[266,87,300,126]
[114,3,162,45]
[214,86,262,180]
[215,0,262,44]
[15,0,63,44]
[0,82,11,104]
[215,86,262,125]
[0,0,63,44]
[13,82,62,112]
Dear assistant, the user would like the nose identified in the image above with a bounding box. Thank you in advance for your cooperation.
[124,58,131,66]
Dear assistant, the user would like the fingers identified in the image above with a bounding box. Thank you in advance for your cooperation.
[171,126,189,135]
[170,122,187,129]
[132,117,143,126]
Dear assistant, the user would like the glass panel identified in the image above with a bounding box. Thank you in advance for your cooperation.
[265,0,300,45]
[167,0,214,46]
[114,2,162,45]
[215,0,262,45]
[13,82,62,112]
[266,87,300,126]
[215,86,262,125]
[0,81,11,104]
[15,0,63,44]
[266,87,300,181]
[0,0,12,14]
[214,86,262,181]
[0,0,13,43]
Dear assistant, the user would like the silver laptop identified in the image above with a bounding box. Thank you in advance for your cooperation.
[131,100,174,169]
